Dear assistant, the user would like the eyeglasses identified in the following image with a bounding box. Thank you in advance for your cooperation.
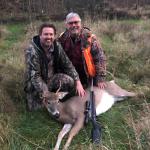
[68,21,80,25]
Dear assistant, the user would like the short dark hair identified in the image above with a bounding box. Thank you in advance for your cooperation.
[39,23,56,35]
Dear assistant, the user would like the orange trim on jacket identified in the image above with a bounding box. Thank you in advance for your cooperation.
[83,36,96,77]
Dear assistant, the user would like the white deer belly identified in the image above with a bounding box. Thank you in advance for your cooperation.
[96,91,115,116]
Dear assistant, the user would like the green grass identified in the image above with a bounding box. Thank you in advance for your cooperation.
[101,34,113,52]
[0,24,26,59]
[0,20,150,150]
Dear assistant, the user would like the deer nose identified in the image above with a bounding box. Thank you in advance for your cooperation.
[54,112,60,118]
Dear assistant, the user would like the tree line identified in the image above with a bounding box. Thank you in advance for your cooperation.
[0,0,150,23]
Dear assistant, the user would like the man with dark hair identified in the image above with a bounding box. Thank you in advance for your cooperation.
[24,23,85,111]
[58,13,107,89]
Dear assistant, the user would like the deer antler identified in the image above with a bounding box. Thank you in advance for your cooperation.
[56,81,62,93]
[95,65,115,80]
[105,70,115,80]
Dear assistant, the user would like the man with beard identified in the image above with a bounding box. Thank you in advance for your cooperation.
[58,12,107,89]
[24,23,85,111]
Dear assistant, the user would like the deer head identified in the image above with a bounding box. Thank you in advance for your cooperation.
[43,85,68,118]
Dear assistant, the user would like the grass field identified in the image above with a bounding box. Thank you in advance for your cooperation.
[0,19,150,150]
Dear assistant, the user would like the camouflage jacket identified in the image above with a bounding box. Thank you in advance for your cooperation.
[58,28,106,85]
[24,35,79,93]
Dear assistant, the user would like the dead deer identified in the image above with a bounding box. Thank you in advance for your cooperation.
[43,80,136,150]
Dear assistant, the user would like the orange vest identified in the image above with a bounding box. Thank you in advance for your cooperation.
[83,35,96,77]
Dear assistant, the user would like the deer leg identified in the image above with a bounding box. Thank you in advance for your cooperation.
[63,119,84,150]
[54,124,72,150]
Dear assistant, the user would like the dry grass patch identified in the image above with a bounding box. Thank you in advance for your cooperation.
[126,102,150,149]
[0,25,10,40]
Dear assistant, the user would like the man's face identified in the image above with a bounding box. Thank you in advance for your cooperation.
[66,16,81,37]
[40,27,55,48]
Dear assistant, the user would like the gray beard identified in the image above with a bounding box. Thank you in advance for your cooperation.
[70,32,80,38]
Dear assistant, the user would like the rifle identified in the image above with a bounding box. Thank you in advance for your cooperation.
[84,78,101,144]
[83,34,101,144]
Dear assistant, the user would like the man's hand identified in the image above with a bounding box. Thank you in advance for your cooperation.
[75,80,86,97]
[97,81,106,89]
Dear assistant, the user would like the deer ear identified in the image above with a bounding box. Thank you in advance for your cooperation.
[58,92,68,99]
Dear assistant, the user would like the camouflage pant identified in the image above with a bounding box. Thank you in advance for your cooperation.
[26,73,75,111]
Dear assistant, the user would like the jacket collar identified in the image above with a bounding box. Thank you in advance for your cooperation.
[32,35,54,53]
